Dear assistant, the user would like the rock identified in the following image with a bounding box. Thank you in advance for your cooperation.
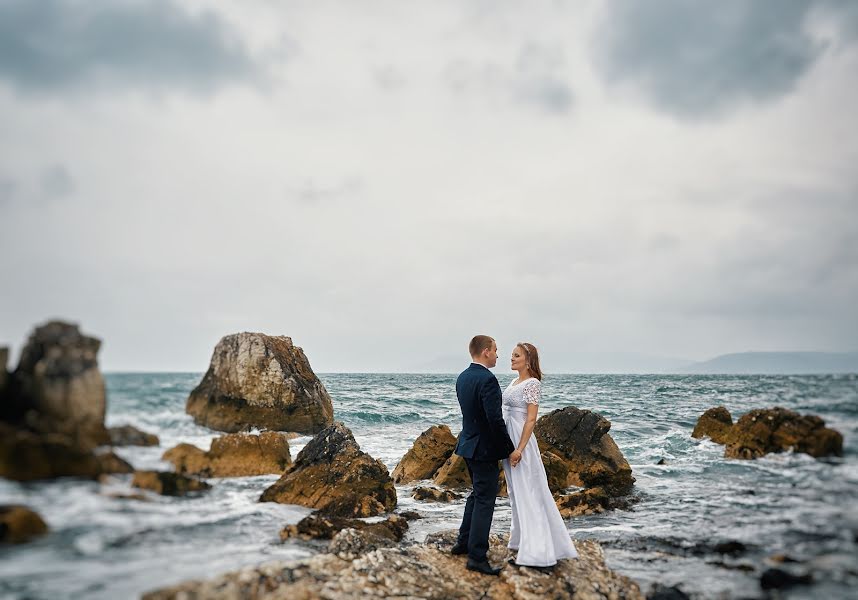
[656,458,667,465]
[541,450,571,492]
[392,424,457,484]
[108,424,159,447]
[186,333,334,434]
[8,320,110,450]
[96,450,134,474]
[259,423,396,517]
[724,407,843,459]
[647,584,691,599]
[534,406,635,494]
[0,505,48,544]
[280,513,408,542]
[431,453,508,496]
[554,486,637,518]
[713,541,747,556]
[398,510,421,521]
[105,492,150,502]
[163,431,291,477]
[327,527,398,559]
[760,567,813,590]
[412,486,461,502]
[0,422,103,481]
[143,529,643,600]
[131,471,211,496]
[691,406,734,444]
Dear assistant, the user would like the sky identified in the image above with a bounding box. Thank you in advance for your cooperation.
[1,0,857,373]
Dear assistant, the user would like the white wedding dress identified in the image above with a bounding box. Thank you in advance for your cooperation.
[502,377,578,567]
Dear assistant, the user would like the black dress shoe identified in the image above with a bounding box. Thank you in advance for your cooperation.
[466,559,502,576]
[450,543,468,555]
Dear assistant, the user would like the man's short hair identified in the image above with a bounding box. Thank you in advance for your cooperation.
[469,335,495,358]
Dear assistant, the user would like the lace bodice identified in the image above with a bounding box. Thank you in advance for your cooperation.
[502,377,541,407]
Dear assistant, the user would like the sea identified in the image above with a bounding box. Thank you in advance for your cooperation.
[1,373,856,600]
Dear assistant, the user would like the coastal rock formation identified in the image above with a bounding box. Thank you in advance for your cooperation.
[534,407,635,494]
[95,450,134,474]
[108,425,160,447]
[725,407,843,459]
[259,423,396,517]
[186,333,334,434]
[432,453,508,497]
[391,424,457,483]
[691,406,734,444]
[0,505,48,544]
[280,513,408,542]
[554,487,638,518]
[131,471,211,496]
[412,485,461,502]
[143,529,643,600]
[163,432,291,477]
[7,320,109,450]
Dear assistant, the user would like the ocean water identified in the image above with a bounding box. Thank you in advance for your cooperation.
[1,373,856,599]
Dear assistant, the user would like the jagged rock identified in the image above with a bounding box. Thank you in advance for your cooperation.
[0,505,48,544]
[534,406,635,494]
[108,424,159,447]
[8,320,109,450]
[724,407,843,459]
[398,510,421,521]
[412,486,461,502]
[554,487,637,518]
[280,513,407,542]
[131,471,211,496]
[432,453,508,496]
[186,333,334,434]
[0,422,102,481]
[259,423,396,517]
[96,450,134,474]
[163,432,291,477]
[144,529,643,600]
[692,406,734,444]
[392,424,457,483]
[327,527,398,559]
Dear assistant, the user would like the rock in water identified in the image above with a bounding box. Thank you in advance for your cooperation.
[724,407,843,459]
[0,422,102,481]
[259,423,396,517]
[392,424,457,483]
[432,453,471,489]
[0,505,48,544]
[412,486,461,502]
[131,471,211,496]
[534,406,635,494]
[163,431,291,477]
[186,333,334,434]
[108,425,160,447]
[691,406,734,444]
[9,320,109,449]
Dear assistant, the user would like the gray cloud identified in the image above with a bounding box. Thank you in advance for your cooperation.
[593,0,829,118]
[0,0,262,94]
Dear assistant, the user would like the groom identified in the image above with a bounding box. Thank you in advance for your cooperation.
[450,335,516,576]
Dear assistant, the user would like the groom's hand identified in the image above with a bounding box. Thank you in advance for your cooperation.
[509,449,522,468]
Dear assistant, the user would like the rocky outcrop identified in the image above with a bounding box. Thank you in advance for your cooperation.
[280,513,408,542]
[724,407,843,459]
[554,487,638,518]
[534,407,635,495]
[0,505,48,544]
[432,453,508,496]
[186,333,334,434]
[259,423,396,517]
[96,450,134,474]
[412,486,461,502]
[162,432,291,477]
[143,529,643,600]
[108,425,159,447]
[392,424,457,483]
[691,406,734,444]
[131,471,211,496]
[7,321,109,450]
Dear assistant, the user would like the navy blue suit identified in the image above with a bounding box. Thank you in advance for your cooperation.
[454,363,516,562]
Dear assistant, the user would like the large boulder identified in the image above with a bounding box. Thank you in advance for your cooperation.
[131,471,211,496]
[259,423,396,517]
[8,321,109,449]
[431,453,508,497]
[723,407,843,459]
[186,333,334,434]
[0,422,102,481]
[392,424,457,484]
[108,425,159,447]
[163,431,291,477]
[534,407,634,494]
[0,505,48,544]
[692,406,734,444]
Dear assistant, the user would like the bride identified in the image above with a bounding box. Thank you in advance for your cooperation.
[502,342,578,567]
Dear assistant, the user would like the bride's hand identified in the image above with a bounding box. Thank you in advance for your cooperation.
[509,449,522,467]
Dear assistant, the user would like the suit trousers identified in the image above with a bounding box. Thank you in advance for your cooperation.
[456,457,500,562]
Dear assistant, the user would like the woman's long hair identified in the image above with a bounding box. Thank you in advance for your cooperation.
[517,342,543,381]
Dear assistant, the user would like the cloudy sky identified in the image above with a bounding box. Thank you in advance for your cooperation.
[1,0,856,373]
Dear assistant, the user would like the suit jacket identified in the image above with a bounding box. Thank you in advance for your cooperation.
[454,363,516,461]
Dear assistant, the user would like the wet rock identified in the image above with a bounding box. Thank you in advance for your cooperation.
[105,492,150,502]
[143,529,643,600]
[0,422,103,481]
[131,470,211,496]
[412,486,461,502]
[431,453,508,496]
[108,424,159,447]
[186,333,334,434]
[691,406,734,445]
[541,450,571,492]
[280,513,407,542]
[725,407,843,459]
[647,584,691,600]
[713,540,747,556]
[398,510,421,521]
[96,450,134,474]
[259,423,396,517]
[162,431,291,477]
[392,424,457,484]
[554,487,637,518]
[534,406,635,494]
[760,567,813,590]
[656,458,667,465]
[327,527,398,560]
[0,505,48,544]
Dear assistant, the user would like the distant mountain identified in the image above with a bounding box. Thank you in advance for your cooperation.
[676,352,858,375]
